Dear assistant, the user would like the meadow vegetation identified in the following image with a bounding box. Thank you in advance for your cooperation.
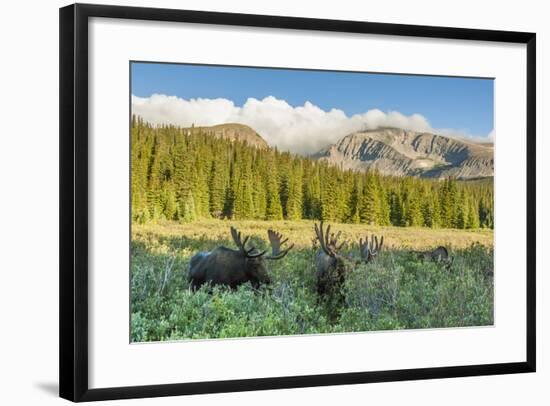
[131,220,494,342]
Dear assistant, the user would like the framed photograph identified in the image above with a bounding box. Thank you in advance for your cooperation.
[59,3,536,402]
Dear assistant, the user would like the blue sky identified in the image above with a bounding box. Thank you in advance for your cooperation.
[131,62,493,138]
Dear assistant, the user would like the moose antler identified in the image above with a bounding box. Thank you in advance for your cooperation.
[359,233,384,262]
[314,222,338,257]
[230,227,267,258]
[266,229,294,260]
[328,230,345,251]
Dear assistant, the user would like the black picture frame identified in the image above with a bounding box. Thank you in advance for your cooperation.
[59,3,536,402]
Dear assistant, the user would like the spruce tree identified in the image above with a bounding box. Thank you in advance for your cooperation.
[265,154,283,220]
[359,175,378,225]
[286,160,303,220]
[209,154,227,218]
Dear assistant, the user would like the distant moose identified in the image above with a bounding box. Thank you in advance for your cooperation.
[314,222,384,298]
[411,246,453,269]
[188,227,294,290]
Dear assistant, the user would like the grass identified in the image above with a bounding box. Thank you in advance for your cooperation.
[133,219,493,251]
[131,219,494,342]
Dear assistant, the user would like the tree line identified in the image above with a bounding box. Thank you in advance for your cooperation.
[131,117,494,229]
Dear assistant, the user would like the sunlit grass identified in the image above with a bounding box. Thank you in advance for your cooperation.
[132,219,493,251]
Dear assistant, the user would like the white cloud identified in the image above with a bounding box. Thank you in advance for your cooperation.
[132,94,490,154]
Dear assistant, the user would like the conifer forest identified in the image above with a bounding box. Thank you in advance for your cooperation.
[131,117,494,229]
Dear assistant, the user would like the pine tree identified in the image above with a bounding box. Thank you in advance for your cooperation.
[178,191,196,222]
[278,153,292,218]
[209,153,227,218]
[431,191,442,228]
[359,175,379,225]
[233,151,254,219]
[191,137,211,218]
[422,198,434,228]
[402,179,423,227]
[286,160,303,220]
[320,166,340,221]
[162,186,177,220]
[252,169,267,219]
[405,192,423,227]
[456,190,467,229]
[389,190,403,226]
[348,177,362,223]
[303,163,321,219]
[172,136,196,221]
[377,183,391,226]
[223,150,238,218]
[265,154,283,220]
[466,198,480,229]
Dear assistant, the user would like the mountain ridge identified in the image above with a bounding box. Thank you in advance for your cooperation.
[178,121,493,180]
[313,127,493,179]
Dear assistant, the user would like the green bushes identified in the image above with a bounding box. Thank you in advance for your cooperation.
[131,234,493,342]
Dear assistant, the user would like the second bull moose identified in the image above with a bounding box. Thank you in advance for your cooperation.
[314,221,384,298]
[188,227,294,290]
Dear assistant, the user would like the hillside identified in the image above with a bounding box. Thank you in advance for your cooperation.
[313,127,494,179]
[186,123,269,149]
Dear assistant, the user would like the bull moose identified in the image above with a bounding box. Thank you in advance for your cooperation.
[188,227,294,290]
[314,222,383,298]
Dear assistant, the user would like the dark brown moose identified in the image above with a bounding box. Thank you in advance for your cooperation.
[188,227,294,290]
[314,222,383,298]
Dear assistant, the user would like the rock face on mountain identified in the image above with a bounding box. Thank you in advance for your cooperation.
[192,123,269,149]
[313,127,493,179]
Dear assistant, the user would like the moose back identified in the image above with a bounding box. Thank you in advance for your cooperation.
[188,227,293,290]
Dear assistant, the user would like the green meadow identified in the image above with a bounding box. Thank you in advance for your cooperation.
[131,220,494,342]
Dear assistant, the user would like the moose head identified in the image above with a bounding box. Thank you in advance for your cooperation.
[314,222,348,298]
[188,226,294,290]
[229,226,295,285]
[359,234,384,263]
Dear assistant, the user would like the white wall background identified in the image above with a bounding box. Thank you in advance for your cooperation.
[0,0,546,404]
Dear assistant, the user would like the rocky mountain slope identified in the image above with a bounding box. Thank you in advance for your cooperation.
[313,127,493,179]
